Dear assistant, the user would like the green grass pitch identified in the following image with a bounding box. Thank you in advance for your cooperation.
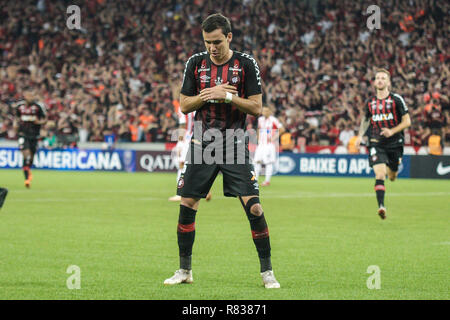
[0,169,448,300]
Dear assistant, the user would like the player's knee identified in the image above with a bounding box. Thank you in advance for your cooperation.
[245,197,263,217]
[250,203,263,216]
[180,197,200,210]
[389,173,397,181]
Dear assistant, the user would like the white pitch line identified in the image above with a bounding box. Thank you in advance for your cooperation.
[7,197,162,203]
[433,242,450,245]
[261,192,450,199]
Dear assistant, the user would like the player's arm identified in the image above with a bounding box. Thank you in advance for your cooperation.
[381,113,411,138]
[180,93,206,114]
[35,102,48,125]
[227,54,263,117]
[180,55,205,114]
[183,82,238,114]
[355,115,370,148]
[228,93,262,117]
[198,84,259,115]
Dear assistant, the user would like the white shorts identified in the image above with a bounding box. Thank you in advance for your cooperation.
[254,144,277,164]
[172,140,189,170]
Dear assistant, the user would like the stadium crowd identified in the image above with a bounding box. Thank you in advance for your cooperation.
[0,0,449,150]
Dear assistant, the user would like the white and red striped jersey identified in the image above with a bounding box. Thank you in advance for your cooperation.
[257,115,282,145]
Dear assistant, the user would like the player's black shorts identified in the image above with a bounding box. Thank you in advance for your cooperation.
[177,141,259,198]
[18,136,38,153]
[368,145,403,172]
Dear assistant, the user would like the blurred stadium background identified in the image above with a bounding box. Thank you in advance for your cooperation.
[0,0,449,300]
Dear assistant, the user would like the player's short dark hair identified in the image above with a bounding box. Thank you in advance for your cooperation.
[202,13,232,36]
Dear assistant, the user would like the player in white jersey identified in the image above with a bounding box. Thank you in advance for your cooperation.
[169,111,212,201]
[253,107,284,186]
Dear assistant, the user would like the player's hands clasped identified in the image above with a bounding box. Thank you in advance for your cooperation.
[199,82,238,102]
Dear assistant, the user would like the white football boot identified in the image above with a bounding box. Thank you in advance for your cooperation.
[261,270,280,288]
[378,206,387,220]
[164,269,193,285]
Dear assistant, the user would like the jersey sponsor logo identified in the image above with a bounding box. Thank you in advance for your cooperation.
[200,74,211,82]
[198,68,210,72]
[436,162,450,176]
[20,115,37,122]
[372,113,394,122]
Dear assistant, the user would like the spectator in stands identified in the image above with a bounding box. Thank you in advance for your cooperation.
[428,129,444,155]
[338,124,354,148]
[0,0,448,150]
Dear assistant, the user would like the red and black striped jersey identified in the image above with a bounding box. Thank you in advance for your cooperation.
[181,50,262,136]
[364,93,409,147]
[15,100,47,138]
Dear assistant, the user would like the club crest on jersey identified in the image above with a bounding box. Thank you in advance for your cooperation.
[231,76,240,85]
[378,104,383,110]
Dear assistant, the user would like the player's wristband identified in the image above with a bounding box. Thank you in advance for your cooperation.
[225,92,233,103]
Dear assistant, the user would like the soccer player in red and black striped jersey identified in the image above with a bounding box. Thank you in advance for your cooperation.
[164,13,280,288]
[355,69,411,219]
[14,87,47,188]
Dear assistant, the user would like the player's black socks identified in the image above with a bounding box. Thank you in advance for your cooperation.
[374,179,385,207]
[23,155,32,180]
[247,213,272,272]
[23,166,30,180]
[240,197,272,272]
[177,205,197,270]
